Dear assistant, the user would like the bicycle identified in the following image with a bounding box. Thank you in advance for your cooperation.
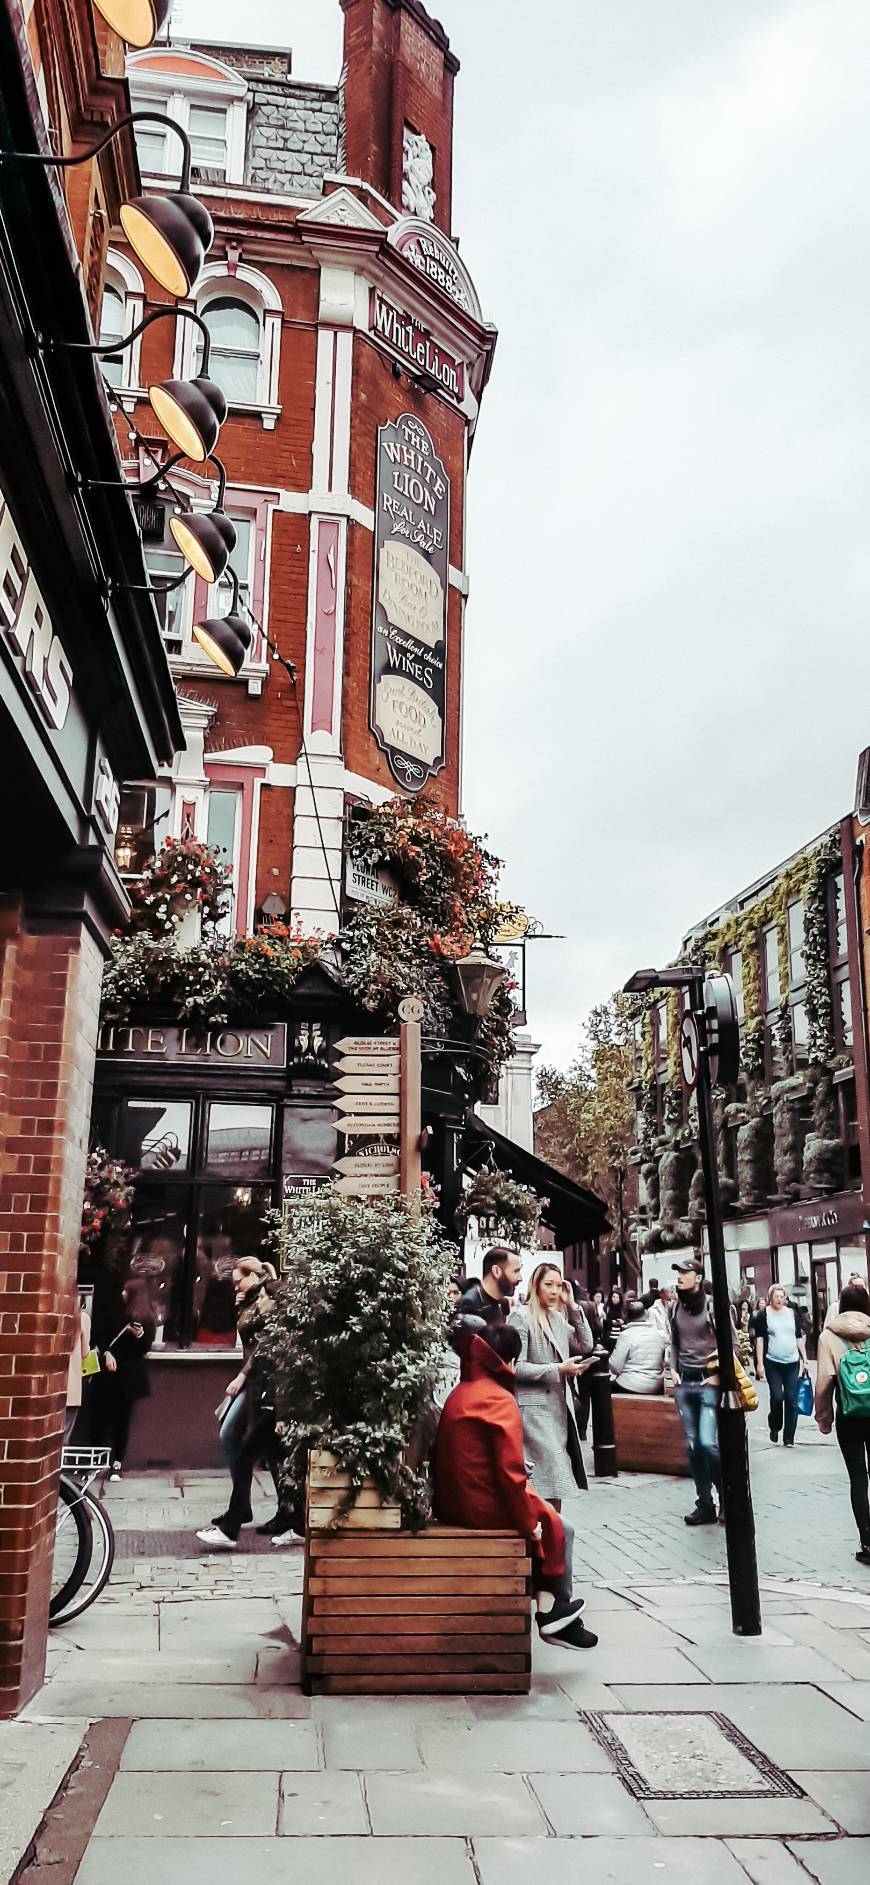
[50,1447,116,1625]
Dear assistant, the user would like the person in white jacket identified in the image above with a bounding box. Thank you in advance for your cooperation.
[609,1301,669,1395]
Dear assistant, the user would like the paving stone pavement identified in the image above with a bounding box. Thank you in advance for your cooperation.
[5,1414,870,1883]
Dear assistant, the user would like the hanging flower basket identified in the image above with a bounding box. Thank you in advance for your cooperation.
[455,1168,544,1248]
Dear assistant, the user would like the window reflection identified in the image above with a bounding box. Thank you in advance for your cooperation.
[206,1103,273,1178]
[193,1185,273,1345]
[125,1200,187,1346]
[119,1099,191,1172]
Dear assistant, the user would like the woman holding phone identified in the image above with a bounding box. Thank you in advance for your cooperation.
[508,1263,595,1507]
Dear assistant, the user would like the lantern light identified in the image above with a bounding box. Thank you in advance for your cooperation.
[192,569,251,677]
[450,945,509,1020]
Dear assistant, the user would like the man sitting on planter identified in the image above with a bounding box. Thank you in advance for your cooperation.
[434,1323,597,1651]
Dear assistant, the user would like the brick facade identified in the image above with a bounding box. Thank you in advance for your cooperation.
[0,908,105,1714]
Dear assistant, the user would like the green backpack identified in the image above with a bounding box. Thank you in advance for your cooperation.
[838,1342,870,1418]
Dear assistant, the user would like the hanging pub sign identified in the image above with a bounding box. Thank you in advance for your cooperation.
[370,413,449,793]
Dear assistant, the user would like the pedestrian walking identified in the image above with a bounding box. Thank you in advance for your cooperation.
[507,1262,593,1506]
[63,1294,92,1445]
[434,1323,598,1650]
[93,1279,155,1480]
[815,1281,870,1566]
[559,1276,596,1439]
[602,1285,627,1352]
[588,1290,606,1339]
[754,1283,808,1447]
[733,1297,755,1374]
[456,1247,522,1328]
[610,1299,668,1394]
[197,1265,296,1550]
[669,1257,722,1525]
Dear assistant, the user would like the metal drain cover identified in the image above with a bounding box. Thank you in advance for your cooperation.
[580,1711,804,1801]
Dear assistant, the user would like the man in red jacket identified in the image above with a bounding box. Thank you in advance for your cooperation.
[434,1323,597,1649]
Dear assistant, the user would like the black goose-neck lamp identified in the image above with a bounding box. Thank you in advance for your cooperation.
[192,568,252,677]
[92,0,171,48]
[58,306,227,461]
[6,111,213,298]
[168,457,236,584]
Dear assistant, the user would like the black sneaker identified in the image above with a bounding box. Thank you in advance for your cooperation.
[856,1547,870,1567]
[552,1619,599,1651]
[684,1504,718,1526]
[769,1426,779,1443]
[536,1596,587,1639]
[255,1513,291,1536]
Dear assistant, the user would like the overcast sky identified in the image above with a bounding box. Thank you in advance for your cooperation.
[182,0,870,1073]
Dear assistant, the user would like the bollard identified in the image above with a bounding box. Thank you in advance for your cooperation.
[589,1348,617,1478]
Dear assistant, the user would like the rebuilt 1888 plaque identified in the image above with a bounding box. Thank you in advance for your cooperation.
[370,412,449,791]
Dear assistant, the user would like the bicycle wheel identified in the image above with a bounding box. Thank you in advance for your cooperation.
[51,1490,115,1623]
[50,1475,93,1623]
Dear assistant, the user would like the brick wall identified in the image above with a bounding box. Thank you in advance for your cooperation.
[0,905,104,1717]
[341,0,457,232]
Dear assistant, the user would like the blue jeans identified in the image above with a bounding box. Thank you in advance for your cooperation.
[765,1358,800,1444]
[675,1378,721,1510]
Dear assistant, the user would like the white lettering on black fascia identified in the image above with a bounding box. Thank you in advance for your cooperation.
[0,494,73,732]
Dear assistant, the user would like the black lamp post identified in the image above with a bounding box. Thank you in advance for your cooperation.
[625,964,761,1637]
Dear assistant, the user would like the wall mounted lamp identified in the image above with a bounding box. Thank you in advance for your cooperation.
[91,0,171,49]
[55,306,227,461]
[6,112,213,297]
[192,568,252,676]
[168,456,236,583]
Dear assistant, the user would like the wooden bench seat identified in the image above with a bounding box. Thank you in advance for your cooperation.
[302,1526,533,1695]
[612,1390,690,1474]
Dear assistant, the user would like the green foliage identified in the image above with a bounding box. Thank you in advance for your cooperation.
[80,1146,135,1260]
[455,1168,543,1247]
[536,995,636,1265]
[129,837,231,938]
[258,1192,457,1528]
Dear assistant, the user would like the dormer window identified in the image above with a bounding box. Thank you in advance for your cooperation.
[127,48,248,187]
[189,106,229,181]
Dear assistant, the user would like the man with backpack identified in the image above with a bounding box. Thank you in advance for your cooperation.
[753,1284,808,1448]
[815,1281,870,1567]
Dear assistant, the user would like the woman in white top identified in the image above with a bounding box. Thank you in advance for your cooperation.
[754,1284,808,1447]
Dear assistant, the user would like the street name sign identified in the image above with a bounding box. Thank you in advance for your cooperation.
[336,1116,400,1138]
[336,1073,401,1095]
[335,1036,399,1057]
[335,1092,400,1115]
[335,1054,400,1077]
[334,1174,400,1197]
[334,1152,400,1178]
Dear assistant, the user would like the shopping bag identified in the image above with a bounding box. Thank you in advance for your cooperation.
[797,1371,814,1418]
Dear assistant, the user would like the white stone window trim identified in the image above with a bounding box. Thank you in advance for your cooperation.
[127,52,248,187]
[101,250,146,408]
[173,265,282,430]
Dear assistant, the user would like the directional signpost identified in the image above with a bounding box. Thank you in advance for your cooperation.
[330,1003,423,1205]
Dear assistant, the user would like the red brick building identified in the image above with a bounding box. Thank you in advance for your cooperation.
[0,0,181,1713]
[107,0,497,935]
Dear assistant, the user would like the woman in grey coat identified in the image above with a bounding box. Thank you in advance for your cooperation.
[508,1263,593,1505]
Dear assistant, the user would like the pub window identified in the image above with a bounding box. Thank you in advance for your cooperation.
[118,1098,192,1172]
[206,1102,274,1178]
[763,924,781,1009]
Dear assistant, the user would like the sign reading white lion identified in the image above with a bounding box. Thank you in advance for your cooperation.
[370,414,449,792]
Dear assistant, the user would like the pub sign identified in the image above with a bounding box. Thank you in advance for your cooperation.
[370,413,449,792]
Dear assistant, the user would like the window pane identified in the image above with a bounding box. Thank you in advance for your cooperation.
[119,1099,192,1172]
[99,286,125,387]
[792,1000,809,1052]
[205,300,260,350]
[788,900,806,983]
[124,1194,188,1346]
[134,127,168,172]
[144,547,186,648]
[282,1106,339,1186]
[839,977,854,1047]
[195,300,261,402]
[206,788,239,865]
[831,872,848,961]
[189,106,228,172]
[729,950,744,1022]
[206,1103,274,1178]
[193,1185,273,1344]
[764,925,781,1008]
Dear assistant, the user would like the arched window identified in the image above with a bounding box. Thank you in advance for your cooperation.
[194,298,261,403]
[98,284,127,387]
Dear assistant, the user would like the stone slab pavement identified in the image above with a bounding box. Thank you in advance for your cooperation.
[4,1409,870,1883]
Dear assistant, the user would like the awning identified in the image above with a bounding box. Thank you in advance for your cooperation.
[464,1113,610,1249]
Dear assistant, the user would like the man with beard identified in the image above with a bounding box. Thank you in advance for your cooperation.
[457,1247,522,1328]
[669,1257,722,1526]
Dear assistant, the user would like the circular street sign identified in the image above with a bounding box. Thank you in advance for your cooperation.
[704,973,741,1087]
[398,995,424,1023]
[680,1011,700,1090]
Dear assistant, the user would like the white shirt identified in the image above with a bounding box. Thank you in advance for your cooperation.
[765,1305,799,1365]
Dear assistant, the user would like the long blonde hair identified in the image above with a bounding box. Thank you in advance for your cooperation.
[525,1262,565,1341]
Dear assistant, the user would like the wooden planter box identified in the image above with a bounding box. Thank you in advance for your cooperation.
[301,1453,532,1695]
[612,1392,690,1475]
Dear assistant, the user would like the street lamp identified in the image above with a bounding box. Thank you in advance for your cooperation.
[450,945,509,1020]
[91,0,171,48]
[55,308,228,463]
[624,963,761,1637]
[169,459,237,583]
[192,568,252,676]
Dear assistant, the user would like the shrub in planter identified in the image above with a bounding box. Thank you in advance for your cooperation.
[258,1191,457,1528]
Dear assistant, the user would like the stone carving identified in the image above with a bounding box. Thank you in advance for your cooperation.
[402,126,436,223]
